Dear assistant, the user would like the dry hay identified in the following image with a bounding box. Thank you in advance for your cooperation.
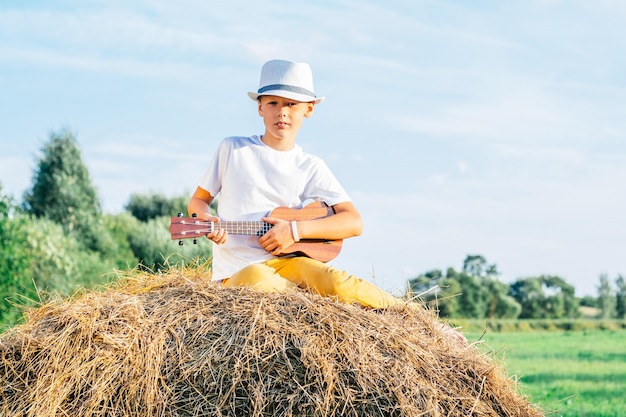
[0,267,543,416]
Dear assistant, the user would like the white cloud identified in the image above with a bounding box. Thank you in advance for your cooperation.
[0,46,209,79]
[388,83,576,142]
[491,144,586,164]
[456,160,469,174]
[0,8,221,51]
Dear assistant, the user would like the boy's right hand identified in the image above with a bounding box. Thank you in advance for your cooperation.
[188,188,224,244]
[200,215,228,245]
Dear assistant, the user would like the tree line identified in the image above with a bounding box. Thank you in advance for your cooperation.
[408,255,626,320]
[1,129,624,328]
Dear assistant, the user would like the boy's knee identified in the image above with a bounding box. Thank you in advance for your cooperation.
[295,259,355,294]
[229,263,292,292]
[230,264,271,286]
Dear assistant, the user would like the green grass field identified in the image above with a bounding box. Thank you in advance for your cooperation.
[468,330,626,417]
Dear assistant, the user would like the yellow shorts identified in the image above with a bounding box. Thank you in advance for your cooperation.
[222,257,404,309]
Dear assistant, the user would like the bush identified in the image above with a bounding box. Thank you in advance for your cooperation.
[125,193,191,222]
[127,216,212,271]
[102,212,141,269]
[459,318,626,333]
[1,213,117,328]
[0,201,31,326]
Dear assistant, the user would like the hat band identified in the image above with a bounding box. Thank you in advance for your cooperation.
[257,84,316,98]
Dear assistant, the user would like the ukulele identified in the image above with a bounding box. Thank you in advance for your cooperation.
[169,201,343,262]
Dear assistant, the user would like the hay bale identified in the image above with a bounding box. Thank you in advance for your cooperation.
[0,268,543,416]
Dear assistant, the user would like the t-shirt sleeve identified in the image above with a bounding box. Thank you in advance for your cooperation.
[304,159,351,207]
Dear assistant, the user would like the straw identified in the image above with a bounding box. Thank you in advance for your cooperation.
[0,267,543,416]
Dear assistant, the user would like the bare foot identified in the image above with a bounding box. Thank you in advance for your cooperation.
[437,322,468,346]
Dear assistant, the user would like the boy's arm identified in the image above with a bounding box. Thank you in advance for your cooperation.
[298,201,363,240]
[188,186,214,219]
[260,201,362,256]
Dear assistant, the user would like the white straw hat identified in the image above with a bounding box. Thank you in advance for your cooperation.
[248,59,325,104]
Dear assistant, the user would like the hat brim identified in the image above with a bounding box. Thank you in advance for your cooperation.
[248,91,325,104]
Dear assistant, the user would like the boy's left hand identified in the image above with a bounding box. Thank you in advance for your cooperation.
[259,217,296,255]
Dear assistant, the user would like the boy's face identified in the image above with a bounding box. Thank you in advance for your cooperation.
[257,95,315,146]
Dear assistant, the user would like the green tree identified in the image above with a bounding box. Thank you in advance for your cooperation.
[615,274,626,319]
[453,256,515,319]
[407,257,520,319]
[579,295,598,308]
[597,273,616,319]
[0,186,30,325]
[483,278,521,319]
[407,269,443,297]
[453,269,487,318]
[462,254,499,278]
[408,269,462,317]
[436,277,463,318]
[462,254,487,277]
[125,192,190,222]
[508,277,543,319]
[125,192,217,222]
[509,275,578,319]
[22,129,108,252]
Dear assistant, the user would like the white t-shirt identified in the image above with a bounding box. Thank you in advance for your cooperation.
[197,135,351,281]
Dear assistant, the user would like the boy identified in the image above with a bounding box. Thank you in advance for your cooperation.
[187,59,424,310]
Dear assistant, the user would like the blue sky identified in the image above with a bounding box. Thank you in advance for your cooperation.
[1,0,625,297]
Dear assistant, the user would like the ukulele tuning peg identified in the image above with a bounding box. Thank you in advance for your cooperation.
[192,213,198,218]
[177,212,183,218]
[178,240,183,246]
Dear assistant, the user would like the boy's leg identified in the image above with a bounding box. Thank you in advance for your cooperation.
[266,257,406,309]
[223,263,296,292]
